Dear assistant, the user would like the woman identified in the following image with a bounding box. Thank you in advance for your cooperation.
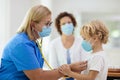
[48,12,88,80]
[0,5,87,80]
[59,20,109,80]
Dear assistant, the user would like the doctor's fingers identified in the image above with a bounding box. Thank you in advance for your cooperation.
[80,62,87,67]
[79,61,87,65]
[59,64,69,70]
[79,64,87,71]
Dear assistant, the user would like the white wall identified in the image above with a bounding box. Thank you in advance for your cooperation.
[0,0,120,67]
[0,0,10,57]
[0,0,40,57]
[51,0,120,40]
[10,0,40,36]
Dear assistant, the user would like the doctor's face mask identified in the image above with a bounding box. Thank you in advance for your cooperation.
[38,26,51,37]
[38,15,52,37]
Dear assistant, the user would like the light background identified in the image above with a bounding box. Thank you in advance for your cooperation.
[0,0,120,68]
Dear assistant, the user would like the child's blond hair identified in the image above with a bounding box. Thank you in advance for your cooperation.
[80,20,109,44]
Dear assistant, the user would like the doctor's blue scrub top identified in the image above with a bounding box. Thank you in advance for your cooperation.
[0,32,44,80]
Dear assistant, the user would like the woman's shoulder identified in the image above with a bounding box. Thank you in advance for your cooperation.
[74,36,83,42]
[50,37,61,44]
[73,36,83,46]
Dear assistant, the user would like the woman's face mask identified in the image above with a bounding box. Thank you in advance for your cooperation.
[81,40,92,52]
[38,26,51,37]
[61,23,74,36]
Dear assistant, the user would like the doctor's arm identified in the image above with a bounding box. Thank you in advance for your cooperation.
[23,68,63,80]
[23,61,87,80]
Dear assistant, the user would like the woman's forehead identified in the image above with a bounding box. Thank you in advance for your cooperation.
[42,14,51,22]
[60,16,71,22]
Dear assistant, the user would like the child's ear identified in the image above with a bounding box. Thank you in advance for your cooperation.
[97,32,102,39]
[93,35,98,41]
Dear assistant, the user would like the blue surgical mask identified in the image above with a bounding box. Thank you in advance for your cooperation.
[81,40,92,52]
[38,26,51,37]
[61,23,74,36]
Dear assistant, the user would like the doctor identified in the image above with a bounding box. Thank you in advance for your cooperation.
[0,5,87,80]
[48,12,88,80]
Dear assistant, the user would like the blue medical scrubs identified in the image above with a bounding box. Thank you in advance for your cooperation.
[0,32,44,80]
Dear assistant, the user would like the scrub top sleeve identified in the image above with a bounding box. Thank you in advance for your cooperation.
[10,43,40,71]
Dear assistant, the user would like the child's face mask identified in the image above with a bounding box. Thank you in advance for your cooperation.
[81,40,92,52]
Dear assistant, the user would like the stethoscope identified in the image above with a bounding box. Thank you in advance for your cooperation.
[36,39,53,70]
[36,39,70,79]
[31,27,53,70]
[32,28,70,79]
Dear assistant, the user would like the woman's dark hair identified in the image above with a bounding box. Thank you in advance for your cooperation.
[55,12,77,35]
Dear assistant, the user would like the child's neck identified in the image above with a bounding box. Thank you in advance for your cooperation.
[92,43,103,53]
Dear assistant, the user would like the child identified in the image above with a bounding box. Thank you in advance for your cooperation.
[59,20,109,80]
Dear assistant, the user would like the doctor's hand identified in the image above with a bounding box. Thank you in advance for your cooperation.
[69,61,87,73]
[58,64,72,76]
